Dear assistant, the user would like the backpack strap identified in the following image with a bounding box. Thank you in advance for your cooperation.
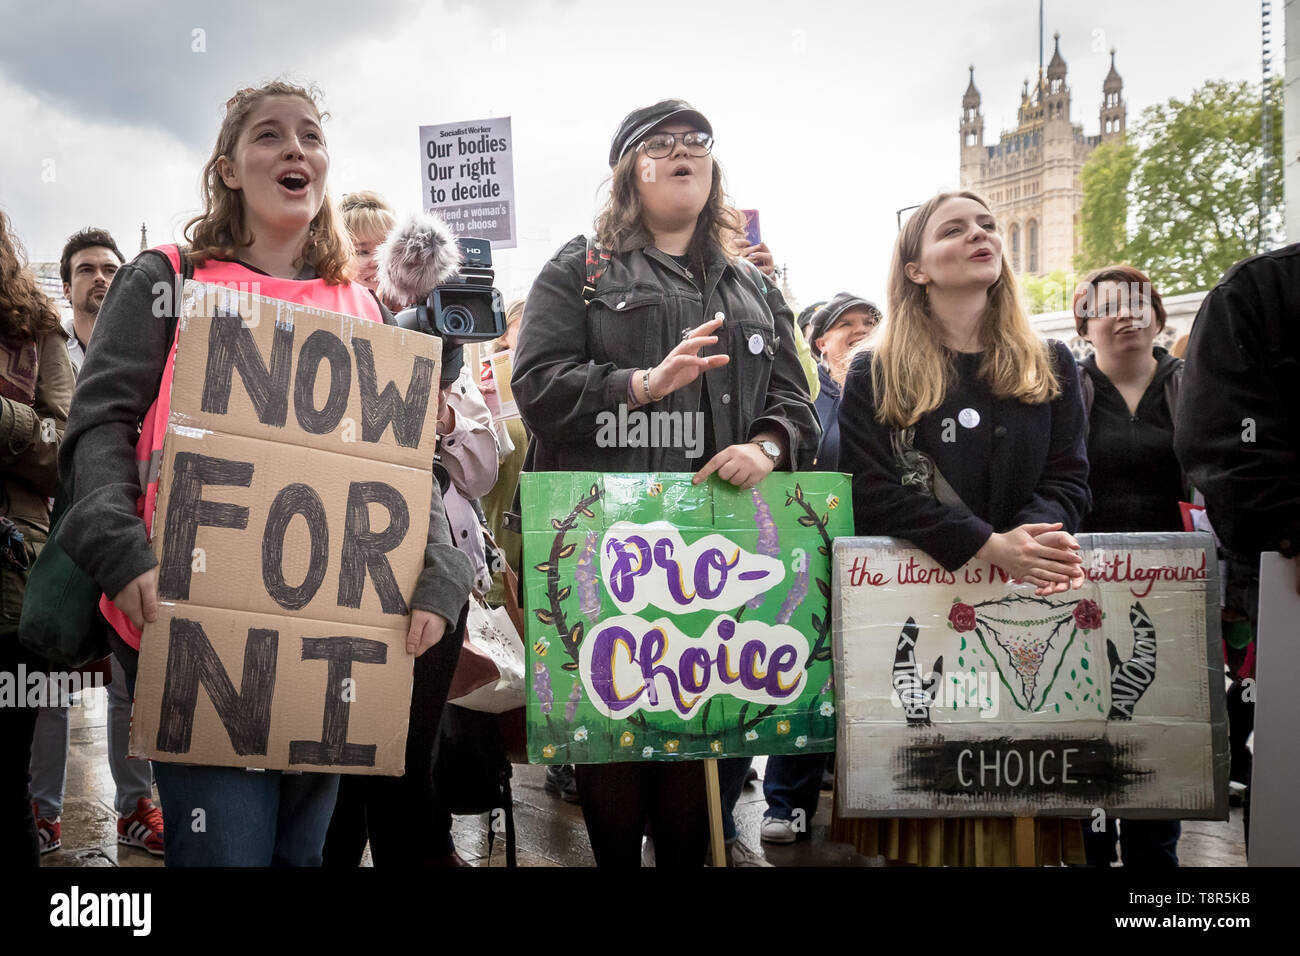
[140,245,194,343]
[581,235,611,308]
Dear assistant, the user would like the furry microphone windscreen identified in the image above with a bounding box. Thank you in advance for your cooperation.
[376,211,462,307]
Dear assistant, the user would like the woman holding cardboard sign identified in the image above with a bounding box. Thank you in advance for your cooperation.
[834,190,1090,865]
[57,82,473,866]
[512,99,819,866]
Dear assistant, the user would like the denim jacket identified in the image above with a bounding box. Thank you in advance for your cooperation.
[512,235,819,473]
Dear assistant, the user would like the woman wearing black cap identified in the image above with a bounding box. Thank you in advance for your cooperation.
[512,99,819,867]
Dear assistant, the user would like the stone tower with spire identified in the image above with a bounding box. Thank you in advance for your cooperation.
[959,33,1126,275]
[1100,49,1125,142]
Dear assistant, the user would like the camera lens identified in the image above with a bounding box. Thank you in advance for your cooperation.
[441,304,476,335]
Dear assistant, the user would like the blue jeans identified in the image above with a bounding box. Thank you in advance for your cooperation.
[717,757,752,843]
[152,762,340,866]
[762,752,827,823]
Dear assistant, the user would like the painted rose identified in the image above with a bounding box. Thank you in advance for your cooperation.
[1073,599,1103,630]
[948,602,977,632]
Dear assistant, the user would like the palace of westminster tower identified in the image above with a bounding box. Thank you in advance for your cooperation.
[960,33,1127,275]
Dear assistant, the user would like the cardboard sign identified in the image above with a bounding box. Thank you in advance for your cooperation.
[833,534,1229,818]
[420,116,516,248]
[522,472,853,764]
[130,282,441,775]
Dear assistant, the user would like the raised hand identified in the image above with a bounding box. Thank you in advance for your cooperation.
[644,317,729,401]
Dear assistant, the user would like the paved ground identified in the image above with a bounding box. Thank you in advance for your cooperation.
[40,688,1247,868]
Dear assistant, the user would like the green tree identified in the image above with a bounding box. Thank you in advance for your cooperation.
[1074,140,1136,272]
[1020,269,1075,314]
[1123,78,1284,295]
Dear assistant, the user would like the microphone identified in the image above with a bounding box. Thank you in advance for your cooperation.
[376,211,462,308]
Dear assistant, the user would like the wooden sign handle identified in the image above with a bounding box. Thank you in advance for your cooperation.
[1014,816,1036,866]
[704,758,727,867]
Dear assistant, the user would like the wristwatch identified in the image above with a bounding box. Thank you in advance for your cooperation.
[751,438,781,464]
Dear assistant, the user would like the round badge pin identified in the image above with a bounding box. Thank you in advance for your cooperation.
[958,407,981,429]
[748,333,764,355]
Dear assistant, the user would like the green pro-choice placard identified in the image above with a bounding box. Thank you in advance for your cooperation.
[521,472,853,764]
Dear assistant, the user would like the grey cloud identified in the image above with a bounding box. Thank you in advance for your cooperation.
[0,0,413,145]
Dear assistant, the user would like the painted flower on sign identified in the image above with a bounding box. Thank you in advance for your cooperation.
[795,735,808,748]
[642,746,654,758]
[745,729,758,741]
[1073,599,1103,630]
[710,740,722,754]
[664,739,680,753]
[776,720,790,735]
[620,731,635,747]
[948,601,977,632]
[574,726,589,743]
[819,701,834,717]
[542,744,556,759]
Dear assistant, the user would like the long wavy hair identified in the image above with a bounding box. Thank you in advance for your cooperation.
[595,147,747,265]
[872,190,1058,427]
[184,81,354,283]
[0,208,60,344]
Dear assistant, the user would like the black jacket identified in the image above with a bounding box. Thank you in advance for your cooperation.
[1174,242,1300,559]
[511,235,819,472]
[1080,347,1185,533]
[838,342,1091,570]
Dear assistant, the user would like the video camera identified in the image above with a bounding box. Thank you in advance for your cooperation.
[392,236,506,388]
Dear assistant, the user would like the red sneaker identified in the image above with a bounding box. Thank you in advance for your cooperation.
[33,802,61,854]
[118,798,164,856]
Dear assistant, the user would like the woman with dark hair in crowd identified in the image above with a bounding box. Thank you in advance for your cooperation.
[0,208,75,866]
[1073,264,1184,867]
[57,81,472,866]
[512,99,819,866]
[834,190,1090,865]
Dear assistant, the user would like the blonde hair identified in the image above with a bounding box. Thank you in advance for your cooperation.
[340,190,396,244]
[595,148,747,264]
[872,190,1058,427]
[184,81,354,283]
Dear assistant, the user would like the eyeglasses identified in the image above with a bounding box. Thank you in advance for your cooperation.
[637,130,714,159]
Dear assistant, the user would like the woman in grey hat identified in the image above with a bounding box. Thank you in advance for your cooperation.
[512,99,819,867]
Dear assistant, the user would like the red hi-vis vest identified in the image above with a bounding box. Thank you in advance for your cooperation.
[101,245,383,648]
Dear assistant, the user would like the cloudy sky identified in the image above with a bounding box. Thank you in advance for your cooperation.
[0,0,1269,307]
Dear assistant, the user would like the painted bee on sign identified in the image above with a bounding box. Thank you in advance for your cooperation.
[533,638,549,657]
[647,482,663,497]
[826,494,840,510]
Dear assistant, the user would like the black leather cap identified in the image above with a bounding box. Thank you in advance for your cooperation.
[609,99,712,167]
[808,292,881,358]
